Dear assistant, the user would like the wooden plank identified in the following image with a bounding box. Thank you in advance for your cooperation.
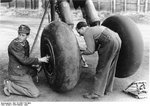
[113,0,116,12]
[24,0,27,9]
[124,0,127,12]
[145,0,148,12]
[31,0,33,9]
[111,0,113,12]
[15,0,17,8]
[38,0,43,10]
[110,0,112,12]
[34,0,36,9]
[33,0,35,9]
[97,0,101,11]
[137,0,140,12]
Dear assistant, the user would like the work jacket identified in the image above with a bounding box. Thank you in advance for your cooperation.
[8,38,39,76]
[82,26,106,55]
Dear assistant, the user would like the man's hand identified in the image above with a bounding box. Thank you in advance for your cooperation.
[38,55,50,63]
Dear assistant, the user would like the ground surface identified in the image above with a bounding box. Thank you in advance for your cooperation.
[0,9,149,102]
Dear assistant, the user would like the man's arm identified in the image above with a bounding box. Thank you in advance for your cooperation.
[9,42,39,65]
[81,33,95,55]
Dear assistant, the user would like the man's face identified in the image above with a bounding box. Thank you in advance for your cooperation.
[76,27,85,36]
[19,33,29,42]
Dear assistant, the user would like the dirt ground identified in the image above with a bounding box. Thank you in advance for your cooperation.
[0,13,149,102]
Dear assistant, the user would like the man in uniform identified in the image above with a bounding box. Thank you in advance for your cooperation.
[76,21,122,99]
[3,24,49,98]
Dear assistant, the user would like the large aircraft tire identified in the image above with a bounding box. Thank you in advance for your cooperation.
[102,15,144,78]
[41,21,80,92]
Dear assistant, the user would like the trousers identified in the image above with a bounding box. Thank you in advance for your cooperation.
[7,74,40,98]
[93,28,122,96]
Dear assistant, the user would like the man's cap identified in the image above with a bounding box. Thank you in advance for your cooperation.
[18,24,30,35]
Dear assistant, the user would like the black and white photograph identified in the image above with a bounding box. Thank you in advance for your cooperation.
[0,0,149,105]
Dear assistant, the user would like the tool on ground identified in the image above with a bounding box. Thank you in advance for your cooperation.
[81,55,88,68]
[123,80,148,99]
